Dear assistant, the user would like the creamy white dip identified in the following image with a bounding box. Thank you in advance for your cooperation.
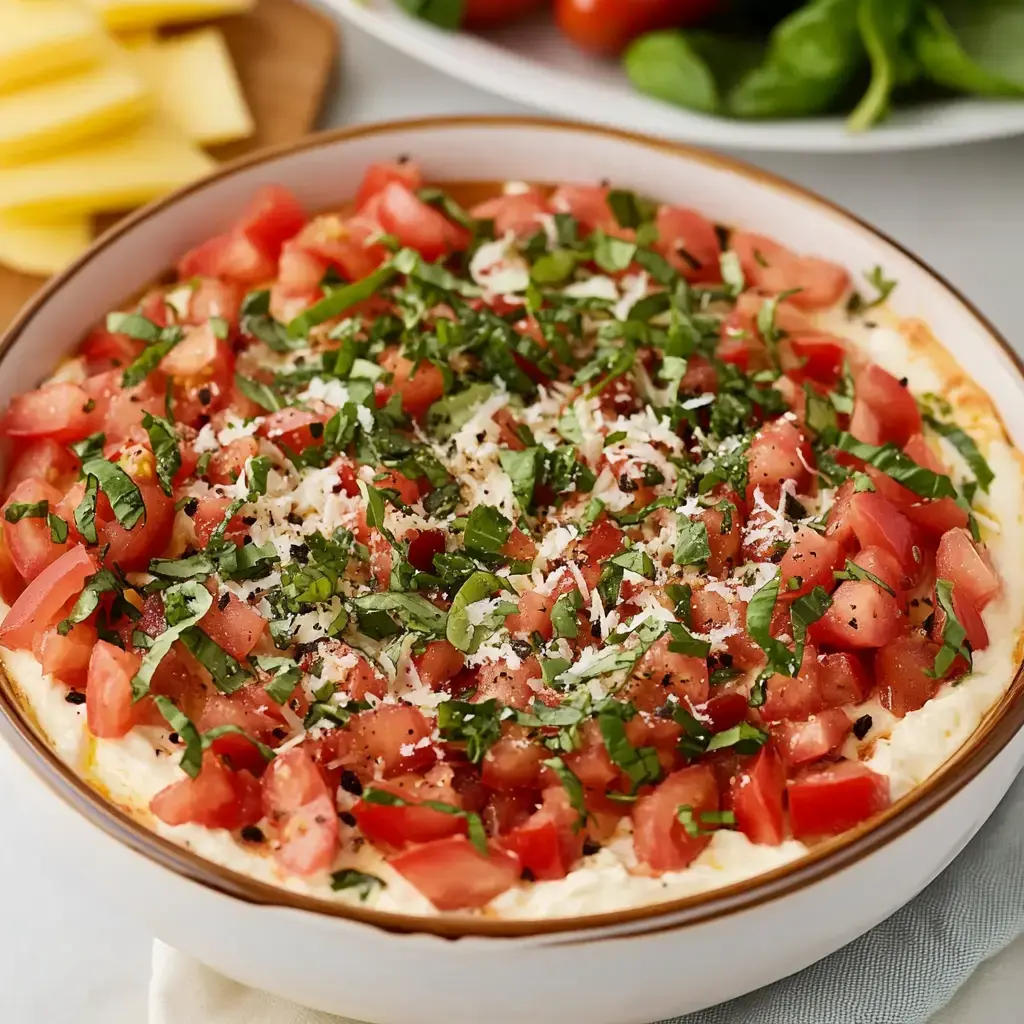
[2,307,1021,921]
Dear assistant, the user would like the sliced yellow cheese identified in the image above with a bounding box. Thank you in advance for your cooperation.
[0,61,151,166]
[0,0,106,94]
[0,121,216,221]
[147,29,254,147]
[0,215,92,276]
[83,0,254,32]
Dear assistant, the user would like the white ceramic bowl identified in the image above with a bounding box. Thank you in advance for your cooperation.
[2,117,1024,1024]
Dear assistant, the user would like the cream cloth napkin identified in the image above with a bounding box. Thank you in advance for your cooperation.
[150,771,1024,1024]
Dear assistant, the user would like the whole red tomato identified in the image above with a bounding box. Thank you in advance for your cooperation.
[555,0,721,55]
[464,0,548,28]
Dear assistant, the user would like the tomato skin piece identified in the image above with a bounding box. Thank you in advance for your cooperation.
[731,232,849,309]
[779,526,842,598]
[876,632,942,717]
[0,544,96,651]
[851,365,922,447]
[655,205,722,283]
[199,588,266,661]
[930,587,989,655]
[633,765,719,872]
[811,580,904,649]
[760,646,824,723]
[481,725,545,791]
[347,704,436,777]
[771,708,852,767]
[474,657,543,710]
[851,544,905,601]
[625,634,710,713]
[376,182,470,262]
[902,497,969,538]
[379,348,446,420]
[819,651,872,708]
[3,381,98,444]
[470,189,548,237]
[354,161,423,211]
[35,621,97,687]
[788,761,890,840]
[413,639,465,691]
[555,0,720,55]
[86,641,142,739]
[745,417,811,508]
[501,526,538,563]
[151,751,262,831]
[695,502,741,578]
[353,780,466,849]
[730,748,785,846]
[936,528,1001,611]
[506,587,557,641]
[262,748,339,875]
[547,184,616,233]
[502,786,584,881]
[2,478,72,580]
[846,492,923,586]
[98,476,175,572]
[5,439,79,499]
[389,835,521,911]
[192,497,247,548]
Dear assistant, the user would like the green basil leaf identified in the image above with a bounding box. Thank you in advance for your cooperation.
[551,589,583,640]
[120,328,183,388]
[58,568,123,635]
[106,311,161,342]
[789,585,833,664]
[74,475,99,545]
[664,621,712,659]
[81,457,146,529]
[705,721,770,755]
[288,263,397,338]
[924,415,994,492]
[719,250,745,297]
[234,373,284,412]
[498,447,540,511]
[592,233,637,274]
[674,517,711,566]
[835,432,957,499]
[596,700,662,788]
[445,571,505,654]
[541,756,587,830]
[69,432,106,462]
[180,626,250,695]
[153,695,204,778]
[424,383,495,439]
[254,655,303,704]
[436,698,502,763]
[931,577,973,678]
[142,412,181,498]
[330,868,386,901]
[746,570,800,678]
[4,501,47,523]
[834,558,895,596]
[48,513,68,544]
[463,505,512,555]
[351,592,448,635]
[609,548,655,578]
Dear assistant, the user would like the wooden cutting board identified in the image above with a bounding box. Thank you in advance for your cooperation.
[0,0,339,329]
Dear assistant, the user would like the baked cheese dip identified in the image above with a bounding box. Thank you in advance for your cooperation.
[0,165,1020,918]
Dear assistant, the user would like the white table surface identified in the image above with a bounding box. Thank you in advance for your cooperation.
[3,15,1024,1023]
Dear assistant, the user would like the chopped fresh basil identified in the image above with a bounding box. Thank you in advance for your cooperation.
[362,787,488,855]
[69,432,106,462]
[498,447,540,511]
[705,721,770,755]
[58,568,124,635]
[445,571,507,654]
[254,655,303,704]
[106,311,161,342]
[288,263,398,338]
[834,433,957,500]
[609,547,655,578]
[48,513,68,544]
[462,505,511,554]
[719,250,745,297]
[180,627,250,695]
[595,700,662,788]
[424,383,494,439]
[81,457,146,530]
[746,570,800,683]
[142,412,181,497]
[436,698,501,763]
[674,516,711,566]
[234,373,284,412]
[4,500,47,523]
[551,588,583,640]
[153,695,204,778]
[540,756,587,830]
[73,475,99,545]
[834,558,895,596]
[923,415,993,493]
[351,592,448,636]
[330,869,386,901]
[931,578,972,679]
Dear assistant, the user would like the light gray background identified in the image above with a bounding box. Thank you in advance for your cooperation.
[2,19,1023,1022]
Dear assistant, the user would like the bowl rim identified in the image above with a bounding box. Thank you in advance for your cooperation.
[1,114,1022,942]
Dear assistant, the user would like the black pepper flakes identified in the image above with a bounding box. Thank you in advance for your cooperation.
[218,592,231,611]
[197,387,213,407]
[309,421,324,440]
[510,638,533,659]
[340,770,364,796]
[338,811,357,827]
[240,825,265,843]
[64,690,86,705]
[853,714,873,740]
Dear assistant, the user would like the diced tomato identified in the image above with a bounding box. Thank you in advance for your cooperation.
[818,651,872,707]
[902,497,969,538]
[502,786,583,880]
[655,206,721,283]
[846,492,923,586]
[471,188,548,237]
[481,724,545,791]
[389,835,521,911]
[80,327,143,373]
[413,639,465,690]
[347,704,436,777]
[779,527,842,598]
[501,526,538,563]
[355,161,423,211]
[633,765,719,872]
[0,544,95,651]
[206,437,259,486]
[5,439,79,499]
[876,632,942,717]
[98,475,175,572]
[199,588,265,661]
[811,580,903,649]
[788,761,890,840]
[86,641,142,739]
[745,417,811,507]
[851,545,905,601]
[2,478,72,580]
[936,528,1001,611]
[152,751,263,831]
[577,518,623,587]
[506,587,557,641]
[730,748,785,846]
[376,182,470,262]
[262,748,338,875]
[353,778,466,849]
[547,184,617,233]
[0,532,23,605]
[850,365,922,447]
[196,686,284,774]
[781,334,847,387]
[184,277,244,327]
[379,348,446,420]
[407,529,445,574]
[373,466,420,506]
[697,691,750,734]
[930,587,989,655]
[258,404,335,454]
[772,708,852,767]
[695,502,741,578]
[192,497,246,547]
[369,529,392,591]
[731,232,849,309]
[760,646,823,723]
[474,657,543,710]
[35,621,96,687]
[292,215,388,284]
[2,381,97,443]
[625,634,709,713]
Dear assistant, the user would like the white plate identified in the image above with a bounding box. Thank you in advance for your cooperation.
[328,0,1024,153]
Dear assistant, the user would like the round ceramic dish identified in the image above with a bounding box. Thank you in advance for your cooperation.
[2,117,1023,1024]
